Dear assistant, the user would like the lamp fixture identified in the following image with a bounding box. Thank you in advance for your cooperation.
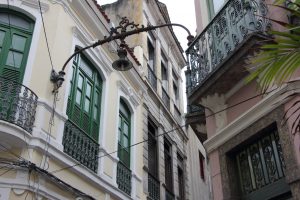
[51,16,194,92]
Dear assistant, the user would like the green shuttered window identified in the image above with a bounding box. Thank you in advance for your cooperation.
[118,99,131,168]
[66,52,102,142]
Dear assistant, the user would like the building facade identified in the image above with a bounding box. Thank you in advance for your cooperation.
[0,0,189,200]
[103,1,191,199]
[187,0,300,199]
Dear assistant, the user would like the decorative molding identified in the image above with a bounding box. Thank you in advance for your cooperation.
[21,0,49,12]
[117,80,141,108]
[204,81,300,153]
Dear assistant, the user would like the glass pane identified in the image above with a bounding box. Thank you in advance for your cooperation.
[75,90,82,104]
[80,58,93,78]
[123,137,129,148]
[0,13,30,30]
[77,75,83,89]
[84,99,90,112]
[93,106,98,120]
[86,83,91,98]
[124,122,129,136]
[12,34,26,51]
[6,51,23,68]
[0,30,5,46]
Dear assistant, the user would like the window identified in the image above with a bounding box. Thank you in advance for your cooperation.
[177,154,185,200]
[161,52,168,91]
[164,138,173,193]
[0,9,34,83]
[148,119,158,177]
[147,33,157,90]
[66,51,102,141]
[199,151,205,181]
[148,33,155,71]
[117,99,132,195]
[207,0,226,19]
[235,128,291,199]
[173,82,179,106]
[118,99,131,167]
[148,119,160,200]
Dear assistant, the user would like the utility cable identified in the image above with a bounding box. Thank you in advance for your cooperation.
[37,0,54,70]
[51,83,300,174]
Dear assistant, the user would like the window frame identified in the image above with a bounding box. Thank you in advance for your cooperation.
[66,51,102,142]
[118,99,131,168]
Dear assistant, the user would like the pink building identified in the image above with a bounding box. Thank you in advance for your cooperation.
[186,0,300,199]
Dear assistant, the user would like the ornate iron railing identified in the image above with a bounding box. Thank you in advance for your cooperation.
[147,64,157,90]
[162,87,170,109]
[117,161,132,195]
[236,129,286,196]
[148,173,160,200]
[186,0,270,94]
[63,120,99,172]
[0,77,38,133]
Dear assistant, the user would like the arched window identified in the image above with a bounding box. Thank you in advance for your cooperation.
[66,51,102,141]
[118,99,131,167]
[0,9,34,82]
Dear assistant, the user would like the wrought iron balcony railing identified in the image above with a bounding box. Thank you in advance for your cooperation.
[162,87,170,109]
[186,0,270,94]
[0,77,38,133]
[117,161,132,195]
[62,120,99,172]
[148,173,160,200]
[147,64,157,91]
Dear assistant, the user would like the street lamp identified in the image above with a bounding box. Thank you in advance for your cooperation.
[51,17,194,92]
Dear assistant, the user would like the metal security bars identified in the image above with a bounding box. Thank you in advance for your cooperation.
[186,0,270,94]
[0,77,38,133]
[236,129,286,196]
[62,120,99,172]
[117,161,132,195]
[147,64,157,90]
[148,173,160,200]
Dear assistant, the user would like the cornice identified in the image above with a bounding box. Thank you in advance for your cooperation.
[204,81,300,153]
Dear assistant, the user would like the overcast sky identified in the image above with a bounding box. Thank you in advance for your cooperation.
[98,0,196,51]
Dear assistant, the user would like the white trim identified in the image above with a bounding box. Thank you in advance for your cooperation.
[204,81,300,153]
[0,122,132,200]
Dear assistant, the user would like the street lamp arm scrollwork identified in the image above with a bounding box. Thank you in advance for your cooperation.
[51,17,194,92]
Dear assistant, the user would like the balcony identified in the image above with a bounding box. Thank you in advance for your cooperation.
[162,87,170,109]
[117,161,132,195]
[148,173,160,200]
[62,120,99,172]
[186,0,270,101]
[0,77,38,133]
[147,64,157,91]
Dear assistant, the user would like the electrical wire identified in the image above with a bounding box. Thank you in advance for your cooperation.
[51,84,300,174]
[37,0,54,70]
